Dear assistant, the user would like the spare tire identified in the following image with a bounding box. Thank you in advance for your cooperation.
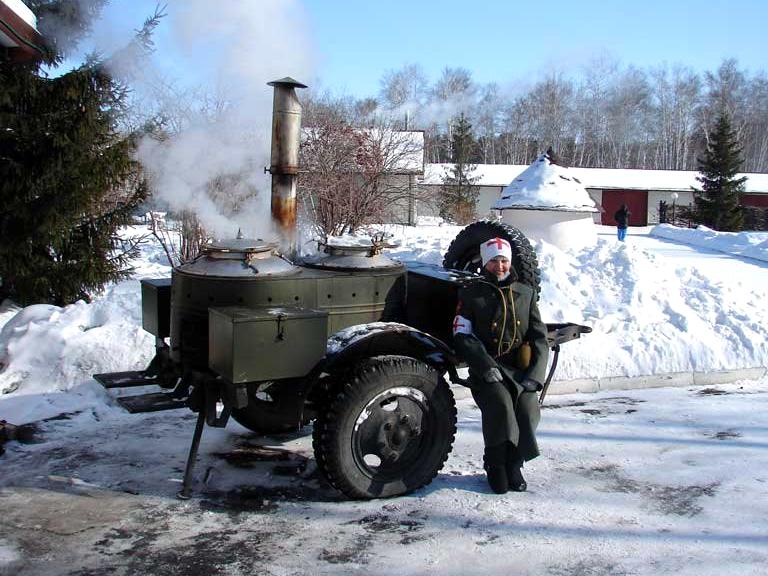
[442,220,541,297]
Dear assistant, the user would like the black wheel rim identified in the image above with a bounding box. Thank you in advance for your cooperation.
[351,386,433,482]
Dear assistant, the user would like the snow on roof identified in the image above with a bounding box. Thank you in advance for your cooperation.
[580,166,768,193]
[421,162,768,193]
[421,163,523,187]
[1,0,43,59]
[493,153,599,212]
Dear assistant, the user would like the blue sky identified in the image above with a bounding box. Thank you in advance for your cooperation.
[301,0,767,96]
[70,0,767,98]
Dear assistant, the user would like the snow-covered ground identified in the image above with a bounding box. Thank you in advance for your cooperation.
[2,378,767,575]
[2,223,767,423]
[1,222,767,575]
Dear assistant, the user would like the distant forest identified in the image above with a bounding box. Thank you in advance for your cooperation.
[304,58,768,173]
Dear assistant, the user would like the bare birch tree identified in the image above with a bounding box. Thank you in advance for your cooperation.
[371,58,768,174]
[650,65,701,170]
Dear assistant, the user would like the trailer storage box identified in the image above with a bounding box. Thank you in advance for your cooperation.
[141,278,172,338]
[208,306,328,383]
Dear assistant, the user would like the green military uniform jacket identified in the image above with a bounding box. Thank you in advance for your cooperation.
[453,272,549,457]
[454,275,550,388]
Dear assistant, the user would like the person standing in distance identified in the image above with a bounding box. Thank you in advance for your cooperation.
[452,238,550,494]
[614,203,631,241]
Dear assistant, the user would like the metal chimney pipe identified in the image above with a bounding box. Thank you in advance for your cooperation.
[267,77,307,258]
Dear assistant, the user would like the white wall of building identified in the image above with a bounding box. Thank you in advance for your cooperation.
[477,186,504,218]
[647,190,694,224]
[588,189,603,223]
[416,183,699,226]
[501,209,598,251]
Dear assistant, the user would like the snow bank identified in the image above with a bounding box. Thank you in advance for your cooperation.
[536,238,768,379]
[1,223,767,423]
[0,226,169,422]
[651,224,768,263]
[0,281,158,422]
[385,223,768,379]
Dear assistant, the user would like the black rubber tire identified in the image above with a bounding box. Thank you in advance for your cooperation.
[442,220,542,297]
[312,356,457,499]
[231,381,310,435]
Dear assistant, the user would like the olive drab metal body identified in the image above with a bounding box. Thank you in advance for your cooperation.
[95,78,590,500]
[166,240,405,378]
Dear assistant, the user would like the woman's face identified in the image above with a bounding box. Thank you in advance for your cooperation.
[484,256,511,280]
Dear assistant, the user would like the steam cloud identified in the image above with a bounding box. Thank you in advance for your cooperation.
[130,0,314,239]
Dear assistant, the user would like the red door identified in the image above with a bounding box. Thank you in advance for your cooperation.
[741,193,768,208]
[601,190,648,226]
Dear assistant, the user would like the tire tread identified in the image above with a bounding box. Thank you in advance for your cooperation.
[312,356,457,498]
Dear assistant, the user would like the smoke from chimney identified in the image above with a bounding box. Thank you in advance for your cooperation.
[121,0,315,239]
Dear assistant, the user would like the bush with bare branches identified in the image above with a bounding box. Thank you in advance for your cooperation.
[298,113,425,238]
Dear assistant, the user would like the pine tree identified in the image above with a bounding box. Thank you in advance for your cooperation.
[439,114,480,224]
[692,111,746,231]
[0,2,156,305]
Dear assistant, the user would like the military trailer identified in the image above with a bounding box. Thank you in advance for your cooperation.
[95,78,590,499]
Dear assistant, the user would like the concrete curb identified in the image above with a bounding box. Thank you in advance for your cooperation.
[450,366,768,401]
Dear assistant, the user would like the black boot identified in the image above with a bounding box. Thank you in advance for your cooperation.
[483,444,508,494]
[506,443,527,492]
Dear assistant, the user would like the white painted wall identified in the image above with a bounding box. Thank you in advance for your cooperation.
[416,184,699,227]
[588,189,604,223]
[415,185,504,220]
[647,190,694,224]
[500,209,598,251]
[477,186,504,218]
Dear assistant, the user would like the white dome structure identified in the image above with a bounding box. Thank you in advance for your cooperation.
[492,152,600,251]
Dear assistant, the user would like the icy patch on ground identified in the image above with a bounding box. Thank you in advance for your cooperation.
[0,541,20,567]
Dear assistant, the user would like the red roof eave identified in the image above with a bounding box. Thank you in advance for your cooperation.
[0,1,45,62]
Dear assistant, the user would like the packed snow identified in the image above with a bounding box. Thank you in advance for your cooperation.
[1,221,767,575]
[1,222,767,423]
[652,224,768,263]
[3,378,768,575]
[492,153,598,212]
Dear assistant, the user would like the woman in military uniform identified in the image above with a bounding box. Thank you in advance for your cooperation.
[452,237,549,494]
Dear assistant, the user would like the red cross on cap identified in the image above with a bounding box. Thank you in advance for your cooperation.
[452,317,465,331]
[486,238,508,250]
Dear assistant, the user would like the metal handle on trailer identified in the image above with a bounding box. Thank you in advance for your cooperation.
[539,323,592,406]
[539,344,560,406]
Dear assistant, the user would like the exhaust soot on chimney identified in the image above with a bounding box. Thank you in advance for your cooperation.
[266,77,307,259]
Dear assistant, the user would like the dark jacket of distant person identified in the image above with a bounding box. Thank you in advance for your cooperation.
[614,204,631,229]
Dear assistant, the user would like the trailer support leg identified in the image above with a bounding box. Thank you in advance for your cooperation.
[177,408,206,500]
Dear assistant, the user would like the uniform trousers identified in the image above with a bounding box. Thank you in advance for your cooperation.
[470,377,541,461]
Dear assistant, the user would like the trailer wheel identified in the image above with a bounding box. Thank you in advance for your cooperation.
[231,381,310,435]
[313,356,456,499]
[443,220,541,297]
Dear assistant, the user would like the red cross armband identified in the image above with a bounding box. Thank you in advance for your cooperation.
[452,315,472,336]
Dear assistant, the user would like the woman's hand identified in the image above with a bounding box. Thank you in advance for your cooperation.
[483,367,503,384]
